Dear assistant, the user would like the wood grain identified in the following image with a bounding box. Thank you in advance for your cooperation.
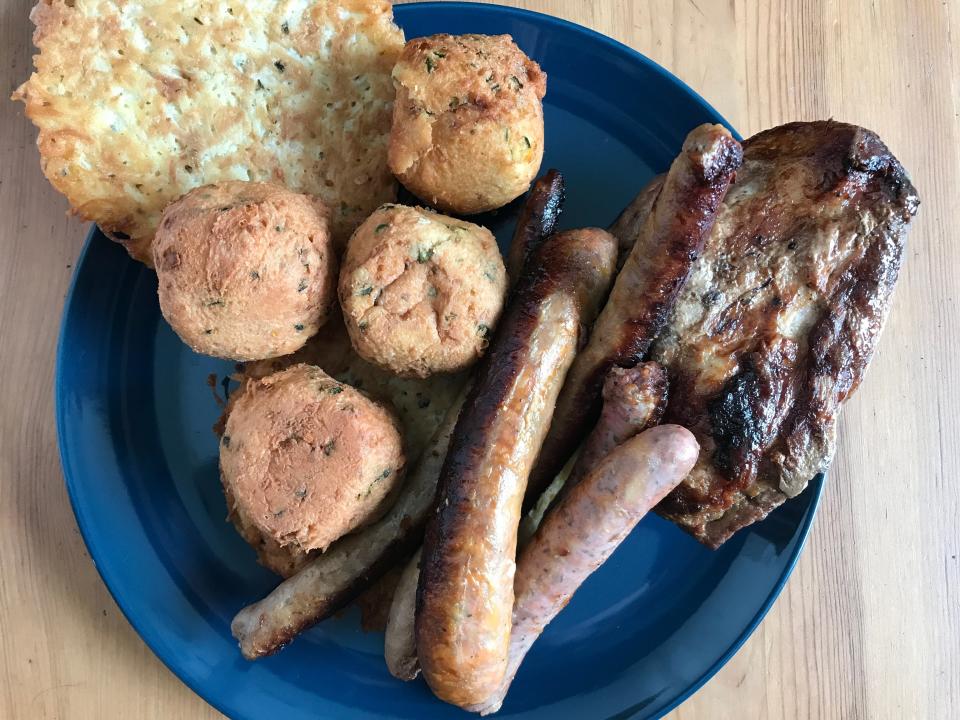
[1,0,958,718]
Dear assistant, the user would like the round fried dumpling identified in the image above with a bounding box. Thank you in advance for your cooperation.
[153,181,337,361]
[220,364,406,554]
[339,204,507,377]
[388,34,546,214]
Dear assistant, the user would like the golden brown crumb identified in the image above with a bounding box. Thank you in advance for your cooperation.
[339,204,507,378]
[154,181,337,362]
[388,34,546,214]
[13,0,404,263]
[220,364,406,555]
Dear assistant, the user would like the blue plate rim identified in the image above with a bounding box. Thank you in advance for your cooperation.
[408,1,744,142]
[53,3,822,718]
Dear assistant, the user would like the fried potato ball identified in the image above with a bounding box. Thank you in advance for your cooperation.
[153,181,337,362]
[339,204,507,378]
[388,34,546,214]
[220,364,406,556]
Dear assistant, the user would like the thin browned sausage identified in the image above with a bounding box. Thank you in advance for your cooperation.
[468,425,700,715]
[521,362,669,542]
[416,228,618,708]
[551,362,668,512]
[505,169,565,288]
[231,387,467,660]
[384,548,422,680]
[525,124,742,504]
[608,173,664,269]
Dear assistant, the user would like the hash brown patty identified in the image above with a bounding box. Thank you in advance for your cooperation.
[13,0,404,263]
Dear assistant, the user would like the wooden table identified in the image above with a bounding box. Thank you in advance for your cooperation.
[2,0,957,717]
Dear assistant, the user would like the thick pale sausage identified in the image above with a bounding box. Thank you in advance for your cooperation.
[416,228,618,708]
[525,124,742,503]
[384,549,422,680]
[469,425,700,715]
[505,169,565,288]
[231,387,467,659]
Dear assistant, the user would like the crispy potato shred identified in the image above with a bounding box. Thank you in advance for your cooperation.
[13,0,405,263]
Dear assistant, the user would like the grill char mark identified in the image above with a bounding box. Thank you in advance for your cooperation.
[524,124,743,505]
[645,120,919,548]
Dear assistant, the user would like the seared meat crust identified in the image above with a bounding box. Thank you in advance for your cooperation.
[648,120,919,547]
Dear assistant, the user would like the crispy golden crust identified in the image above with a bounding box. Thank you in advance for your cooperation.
[154,181,337,361]
[388,34,546,214]
[235,309,469,575]
[338,204,507,377]
[13,0,404,263]
[220,364,406,556]
[222,479,315,578]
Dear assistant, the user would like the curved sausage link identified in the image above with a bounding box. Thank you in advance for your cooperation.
[231,387,467,660]
[608,173,664,269]
[562,362,668,497]
[469,425,700,715]
[416,228,618,708]
[525,124,742,504]
[506,169,565,288]
[384,548,422,680]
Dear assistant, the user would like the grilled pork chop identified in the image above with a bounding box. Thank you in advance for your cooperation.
[614,121,919,548]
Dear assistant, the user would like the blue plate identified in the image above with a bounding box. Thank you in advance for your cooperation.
[56,3,823,719]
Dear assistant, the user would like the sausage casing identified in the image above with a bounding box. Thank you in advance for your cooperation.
[505,169,565,288]
[416,228,618,708]
[231,387,467,659]
[525,124,742,503]
[384,548,422,681]
[469,424,700,714]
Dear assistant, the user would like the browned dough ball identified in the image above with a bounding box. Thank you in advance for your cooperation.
[219,364,406,555]
[339,204,507,378]
[153,181,337,361]
[388,34,546,215]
